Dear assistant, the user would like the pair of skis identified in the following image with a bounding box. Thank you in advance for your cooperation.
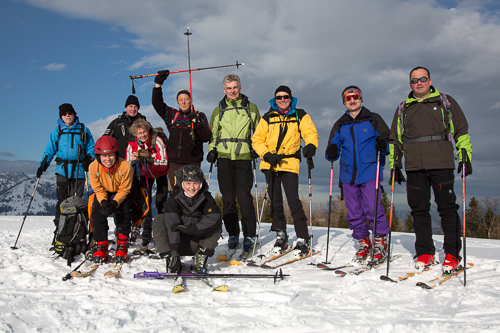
[316,254,402,276]
[381,262,474,289]
[247,247,321,269]
[65,255,132,280]
[216,242,261,266]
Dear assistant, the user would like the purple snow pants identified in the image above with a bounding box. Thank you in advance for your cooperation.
[342,180,389,240]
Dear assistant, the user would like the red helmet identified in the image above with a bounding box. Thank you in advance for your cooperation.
[95,136,119,155]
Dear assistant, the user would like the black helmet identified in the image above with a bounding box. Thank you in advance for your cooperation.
[174,165,206,189]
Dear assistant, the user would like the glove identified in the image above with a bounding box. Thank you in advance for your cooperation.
[206,148,217,164]
[457,148,472,177]
[263,152,284,169]
[167,253,182,274]
[37,156,48,178]
[250,148,259,160]
[375,136,387,152]
[389,168,406,185]
[325,144,338,160]
[154,70,169,85]
[137,149,154,165]
[174,224,199,235]
[185,112,202,130]
[302,143,316,158]
[100,200,118,216]
[82,155,93,172]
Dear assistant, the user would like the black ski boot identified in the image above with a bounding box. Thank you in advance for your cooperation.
[272,230,288,255]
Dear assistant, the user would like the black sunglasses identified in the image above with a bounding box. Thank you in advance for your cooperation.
[276,95,290,100]
[411,77,429,84]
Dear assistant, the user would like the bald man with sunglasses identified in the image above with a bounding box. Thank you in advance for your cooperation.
[388,66,472,274]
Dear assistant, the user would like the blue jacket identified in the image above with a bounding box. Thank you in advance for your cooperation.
[40,116,95,179]
[326,107,390,185]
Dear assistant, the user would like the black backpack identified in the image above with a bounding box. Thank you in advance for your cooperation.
[55,196,89,266]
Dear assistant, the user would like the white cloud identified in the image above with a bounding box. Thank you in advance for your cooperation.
[41,62,66,71]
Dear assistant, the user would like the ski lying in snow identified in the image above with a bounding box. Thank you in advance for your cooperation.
[246,247,295,267]
[380,264,437,283]
[185,264,228,292]
[317,262,354,271]
[71,262,101,278]
[260,250,321,269]
[103,255,132,279]
[216,244,242,261]
[132,246,154,256]
[335,254,402,276]
[172,276,186,293]
[416,262,474,289]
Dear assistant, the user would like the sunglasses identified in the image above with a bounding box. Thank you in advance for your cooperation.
[61,112,74,116]
[410,77,429,84]
[344,94,361,102]
[275,95,290,100]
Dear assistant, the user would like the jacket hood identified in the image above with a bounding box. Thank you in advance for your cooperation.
[269,96,298,116]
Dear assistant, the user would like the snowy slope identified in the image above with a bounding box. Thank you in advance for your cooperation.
[1,216,500,332]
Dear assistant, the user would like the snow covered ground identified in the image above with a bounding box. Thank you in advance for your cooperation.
[1,216,500,333]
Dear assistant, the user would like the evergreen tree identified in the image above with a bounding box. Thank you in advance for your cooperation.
[403,210,413,233]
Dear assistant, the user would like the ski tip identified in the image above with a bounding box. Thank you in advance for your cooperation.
[212,285,229,292]
[229,260,242,266]
[260,264,274,269]
[416,282,433,289]
[173,285,186,293]
[316,263,328,269]
[380,275,397,283]
[216,254,229,261]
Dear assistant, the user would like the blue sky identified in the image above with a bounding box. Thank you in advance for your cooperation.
[1,0,499,209]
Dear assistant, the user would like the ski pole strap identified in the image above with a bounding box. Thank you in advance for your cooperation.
[403,135,448,144]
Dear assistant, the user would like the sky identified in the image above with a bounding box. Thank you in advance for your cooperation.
[1,0,500,210]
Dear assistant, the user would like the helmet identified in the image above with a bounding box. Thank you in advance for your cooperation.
[174,165,205,189]
[95,136,119,155]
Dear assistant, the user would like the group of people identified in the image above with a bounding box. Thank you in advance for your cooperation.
[37,66,472,274]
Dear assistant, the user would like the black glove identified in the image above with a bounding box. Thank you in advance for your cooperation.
[101,200,118,216]
[389,168,406,185]
[263,152,284,169]
[375,136,387,152]
[325,144,338,160]
[167,254,182,274]
[250,148,259,160]
[307,158,315,170]
[457,148,472,177]
[37,156,48,178]
[185,112,202,130]
[206,148,217,164]
[82,155,93,172]
[154,70,169,85]
[302,143,316,158]
[174,224,199,235]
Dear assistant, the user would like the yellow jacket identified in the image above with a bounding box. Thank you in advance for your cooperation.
[88,158,133,206]
[252,107,318,174]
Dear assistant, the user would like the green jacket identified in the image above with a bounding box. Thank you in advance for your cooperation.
[209,94,260,160]
[389,86,472,171]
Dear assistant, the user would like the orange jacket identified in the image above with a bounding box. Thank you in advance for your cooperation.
[88,158,133,206]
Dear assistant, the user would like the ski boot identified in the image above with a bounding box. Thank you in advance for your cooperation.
[130,227,140,243]
[141,228,152,247]
[415,254,436,271]
[353,237,371,263]
[228,236,239,250]
[193,247,211,274]
[272,230,289,256]
[293,237,310,257]
[372,234,388,265]
[442,253,460,275]
[93,240,109,264]
[243,237,255,253]
[115,234,129,263]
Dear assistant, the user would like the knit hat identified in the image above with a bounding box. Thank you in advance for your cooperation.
[59,103,76,118]
[275,85,292,97]
[342,85,363,104]
[125,95,140,109]
[176,89,191,100]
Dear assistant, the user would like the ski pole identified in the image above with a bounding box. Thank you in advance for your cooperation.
[323,160,334,264]
[129,61,244,80]
[75,145,82,196]
[11,177,41,250]
[370,151,381,268]
[184,27,194,112]
[385,168,395,276]
[62,258,87,281]
[307,158,315,265]
[207,162,214,187]
[462,153,467,287]
[250,158,260,256]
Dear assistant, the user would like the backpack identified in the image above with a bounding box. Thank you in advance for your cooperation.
[55,196,89,266]
[55,123,87,150]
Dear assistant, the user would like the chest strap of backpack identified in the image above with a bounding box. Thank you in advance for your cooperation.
[398,93,452,145]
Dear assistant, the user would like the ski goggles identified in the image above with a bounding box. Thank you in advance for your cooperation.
[275,95,290,100]
[344,94,361,102]
[410,77,429,84]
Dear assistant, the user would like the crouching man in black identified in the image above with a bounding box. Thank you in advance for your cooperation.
[153,165,222,273]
